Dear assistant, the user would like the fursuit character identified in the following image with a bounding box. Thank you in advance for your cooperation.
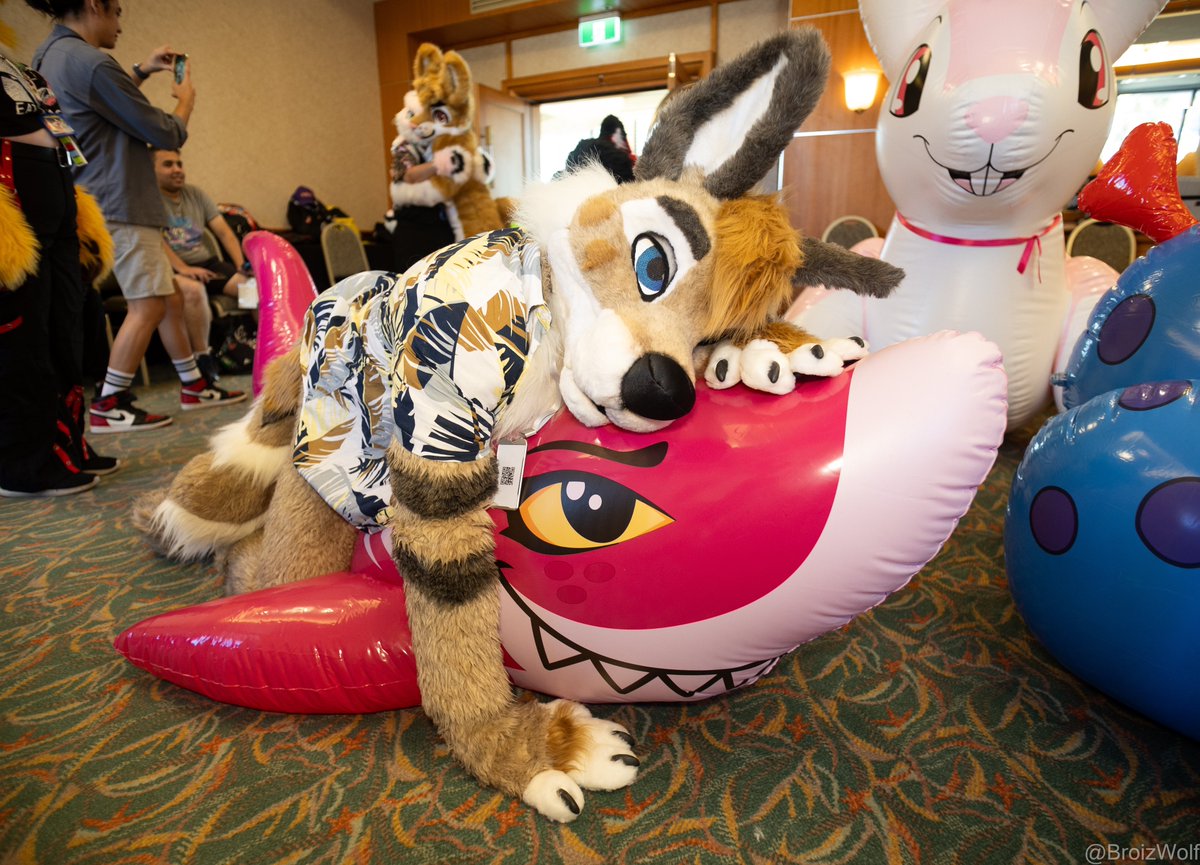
[134,30,903,822]
[389,44,503,240]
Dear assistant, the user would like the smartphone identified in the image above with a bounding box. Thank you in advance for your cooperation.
[173,54,188,84]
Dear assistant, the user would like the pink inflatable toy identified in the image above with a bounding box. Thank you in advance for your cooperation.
[243,231,317,396]
[116,327,1008,712]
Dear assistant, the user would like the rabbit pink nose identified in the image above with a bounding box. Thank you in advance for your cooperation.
[965,96,1028,145]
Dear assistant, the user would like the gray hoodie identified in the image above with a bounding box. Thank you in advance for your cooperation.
[33,24,186,227]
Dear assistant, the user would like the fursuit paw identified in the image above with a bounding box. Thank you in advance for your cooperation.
[433,145,470,181]
[551,701,640,792]
[521,702,639,822]
[789,335,868,378]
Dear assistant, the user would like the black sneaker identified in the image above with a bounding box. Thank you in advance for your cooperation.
[81,438,121,475]
[196,351,221,383]
[0,461,98,498]
[90,390,173,434]
[180,377,247,411]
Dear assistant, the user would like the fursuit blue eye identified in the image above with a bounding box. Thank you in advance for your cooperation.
[632,233,675,301]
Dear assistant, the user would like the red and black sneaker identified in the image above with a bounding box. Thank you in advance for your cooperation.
[180,377,247,411]
[90,390,173,434]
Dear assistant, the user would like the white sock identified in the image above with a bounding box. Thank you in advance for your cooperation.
[100,368,135,398]
[173,355,202,385]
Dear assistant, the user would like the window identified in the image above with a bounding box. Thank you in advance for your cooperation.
[1101,77,1200,163]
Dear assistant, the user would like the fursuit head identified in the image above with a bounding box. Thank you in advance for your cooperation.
[134,29,903,822]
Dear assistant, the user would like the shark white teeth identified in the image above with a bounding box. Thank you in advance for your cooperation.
[509,580,779,699]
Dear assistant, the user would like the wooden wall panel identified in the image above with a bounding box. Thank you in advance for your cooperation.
[782,133,893,240]
[785,0,894,238]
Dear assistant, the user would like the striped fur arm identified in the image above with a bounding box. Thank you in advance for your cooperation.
[387,445,498,605]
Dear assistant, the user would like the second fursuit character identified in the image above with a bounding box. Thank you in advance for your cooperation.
[389,44,503,240]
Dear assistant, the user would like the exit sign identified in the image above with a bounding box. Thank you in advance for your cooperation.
[579,14,621,47]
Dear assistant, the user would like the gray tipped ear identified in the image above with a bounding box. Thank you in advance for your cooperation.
[794,236,904,298]
[635,29,830,201]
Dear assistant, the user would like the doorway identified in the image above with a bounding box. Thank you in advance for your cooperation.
[536,90,667,182]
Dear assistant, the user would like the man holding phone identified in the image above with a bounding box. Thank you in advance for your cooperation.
[32,0,243,434]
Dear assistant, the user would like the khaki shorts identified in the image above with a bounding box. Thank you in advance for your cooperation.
[109,222,175,300]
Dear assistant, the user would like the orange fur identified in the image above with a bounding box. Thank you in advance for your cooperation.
[735,319,818,351]
[75,187,113,285]
[581,239,618,271]
[576,196,618,227]
[707,196,802,341]
[546,702,591,774]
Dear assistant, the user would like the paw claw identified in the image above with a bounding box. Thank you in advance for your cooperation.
[612,730,636,748]
[612,753,640,767]
[558,788,581,815]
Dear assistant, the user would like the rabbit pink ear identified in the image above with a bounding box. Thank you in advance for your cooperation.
[1087,0,1167,60]
[859,0,944,78]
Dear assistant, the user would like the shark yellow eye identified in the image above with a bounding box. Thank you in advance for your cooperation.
[501,471,674,555]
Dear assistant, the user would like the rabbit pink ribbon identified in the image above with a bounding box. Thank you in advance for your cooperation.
[895,211,1062,278]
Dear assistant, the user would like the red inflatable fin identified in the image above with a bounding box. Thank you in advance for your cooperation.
[1078,122,1198,244]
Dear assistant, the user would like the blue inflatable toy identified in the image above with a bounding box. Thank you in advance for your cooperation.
[1055,225,1200,410]
[1008,125,1200,740]
[1005,380,1200,739]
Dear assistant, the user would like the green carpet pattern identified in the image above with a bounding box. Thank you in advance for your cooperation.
[1,374,1197,864]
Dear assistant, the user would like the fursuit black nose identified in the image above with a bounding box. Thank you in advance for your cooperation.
[620,353,696,421]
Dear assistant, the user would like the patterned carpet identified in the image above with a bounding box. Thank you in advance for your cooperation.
[1,373,1197,865]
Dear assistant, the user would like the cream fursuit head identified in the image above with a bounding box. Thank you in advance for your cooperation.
[134,29,903,822]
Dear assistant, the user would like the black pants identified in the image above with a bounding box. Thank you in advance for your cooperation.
[0,141,85,481]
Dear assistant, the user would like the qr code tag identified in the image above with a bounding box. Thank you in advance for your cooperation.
[493,439,527,509]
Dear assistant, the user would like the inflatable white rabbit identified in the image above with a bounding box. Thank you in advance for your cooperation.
[797,0,1165,427]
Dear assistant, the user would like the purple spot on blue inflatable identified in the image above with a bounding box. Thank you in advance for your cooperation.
[1098,294,1155,365]
[1029,486,1077,555]
[1118,380,1192,411]
[1136,478,1200,568]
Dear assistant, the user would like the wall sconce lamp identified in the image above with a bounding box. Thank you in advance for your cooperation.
[843,70,881,113]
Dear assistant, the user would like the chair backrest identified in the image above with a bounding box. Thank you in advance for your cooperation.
[1066,218,1137,272]
[822,215,879,249]
[201,227,226,262]
[321,221,370,285]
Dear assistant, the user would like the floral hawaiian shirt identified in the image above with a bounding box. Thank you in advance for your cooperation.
[295,228,551,530]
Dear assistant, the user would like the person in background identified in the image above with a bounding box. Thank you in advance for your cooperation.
[29,0,244,435]
[153,147,250,382]
[563,114,636,184]
[0,22,118,496]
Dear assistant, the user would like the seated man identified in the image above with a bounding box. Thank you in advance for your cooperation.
[155,148,250,301]
[155,147,252,380]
